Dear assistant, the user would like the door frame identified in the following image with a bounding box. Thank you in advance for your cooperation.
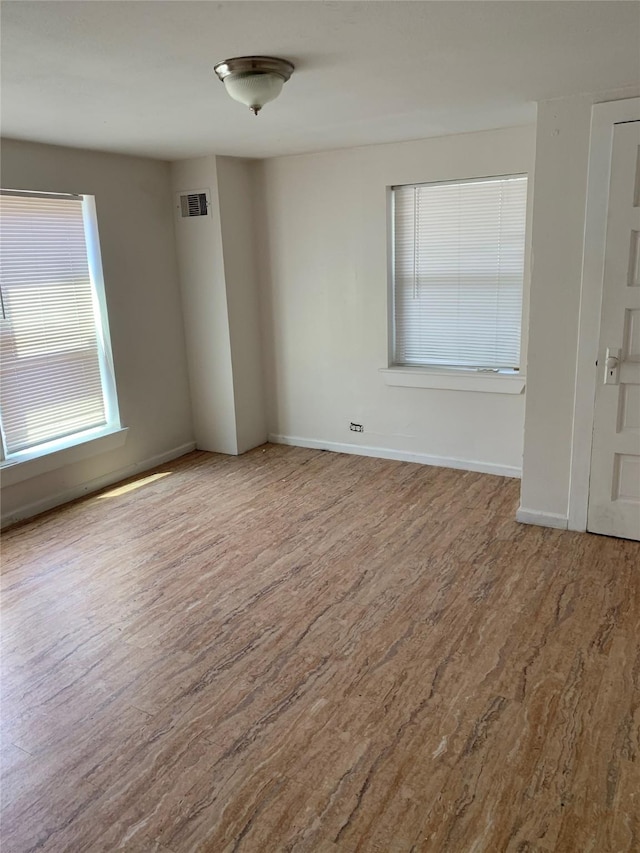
[568,97,640,531]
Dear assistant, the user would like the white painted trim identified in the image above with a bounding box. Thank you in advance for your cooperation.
[1,427,129,487]
[516,507,568,530]
[569,97,640,532]
[1,441,196,528]
[269,433,521,478]
[380,366,525,394]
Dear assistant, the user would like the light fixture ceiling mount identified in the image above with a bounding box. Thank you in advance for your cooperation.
[213,56,294,115]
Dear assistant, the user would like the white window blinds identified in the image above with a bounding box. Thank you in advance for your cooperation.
[0,192,107,454]
[393,174,527,369]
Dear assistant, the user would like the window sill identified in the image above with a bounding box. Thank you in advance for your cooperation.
[379,367,526,394]
[1,426,128,487]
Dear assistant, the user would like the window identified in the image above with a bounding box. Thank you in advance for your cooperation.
[0,190,120,462]
[392,174,528,371]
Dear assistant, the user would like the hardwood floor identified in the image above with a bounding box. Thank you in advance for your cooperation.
[1,444,639,852]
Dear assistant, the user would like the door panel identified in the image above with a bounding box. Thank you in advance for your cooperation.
[588,121,640,540]
[629,230,640,285]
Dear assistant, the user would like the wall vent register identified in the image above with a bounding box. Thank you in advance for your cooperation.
[180,193,208,218]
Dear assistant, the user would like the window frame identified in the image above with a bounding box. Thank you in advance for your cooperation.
[0,189,125,478]
[386,173,529,392]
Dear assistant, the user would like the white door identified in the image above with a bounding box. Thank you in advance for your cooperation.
[588,120,640,540]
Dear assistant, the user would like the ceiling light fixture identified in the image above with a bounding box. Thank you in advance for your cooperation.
[213,56,294,115]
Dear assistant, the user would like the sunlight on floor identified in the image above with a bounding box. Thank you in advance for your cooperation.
[98,471,171,499]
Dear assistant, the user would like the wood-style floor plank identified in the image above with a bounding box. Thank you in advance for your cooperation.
[1,444,639,852]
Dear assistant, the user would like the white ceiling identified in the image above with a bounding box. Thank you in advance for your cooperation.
[1,1,639,161]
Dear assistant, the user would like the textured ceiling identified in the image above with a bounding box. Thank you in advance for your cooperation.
[1,1,639,160]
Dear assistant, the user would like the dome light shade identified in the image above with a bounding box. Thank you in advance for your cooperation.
[223,72,284,111]
[214,56,294,115]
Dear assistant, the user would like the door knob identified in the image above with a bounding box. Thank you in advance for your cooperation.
[604,347,621,385]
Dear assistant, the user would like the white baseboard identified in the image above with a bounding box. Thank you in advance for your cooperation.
[1,441,196,528]
[268,433,521,479]
[516,507,568,530]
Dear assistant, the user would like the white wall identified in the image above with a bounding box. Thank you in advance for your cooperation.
[170,155,267,455]
[11,95,636,526]
[256,125,535,476]
[519,89,640,526]
[171,156,238,454]
[1,139,194,524]
[216,157,267,453]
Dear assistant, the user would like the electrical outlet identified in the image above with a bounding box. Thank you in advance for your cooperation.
[350,422,364,433]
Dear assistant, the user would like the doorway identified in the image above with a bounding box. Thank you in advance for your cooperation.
[570,99,640,540]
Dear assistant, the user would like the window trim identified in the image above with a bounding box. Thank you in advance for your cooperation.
[0,426,128,486]
[379,365,525,394]
[388,173,528,376]
[82,195,121,430]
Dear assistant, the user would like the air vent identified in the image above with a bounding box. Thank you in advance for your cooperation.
[179,192,208,218]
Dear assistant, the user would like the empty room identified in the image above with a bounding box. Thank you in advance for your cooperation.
[1,1,639,851]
